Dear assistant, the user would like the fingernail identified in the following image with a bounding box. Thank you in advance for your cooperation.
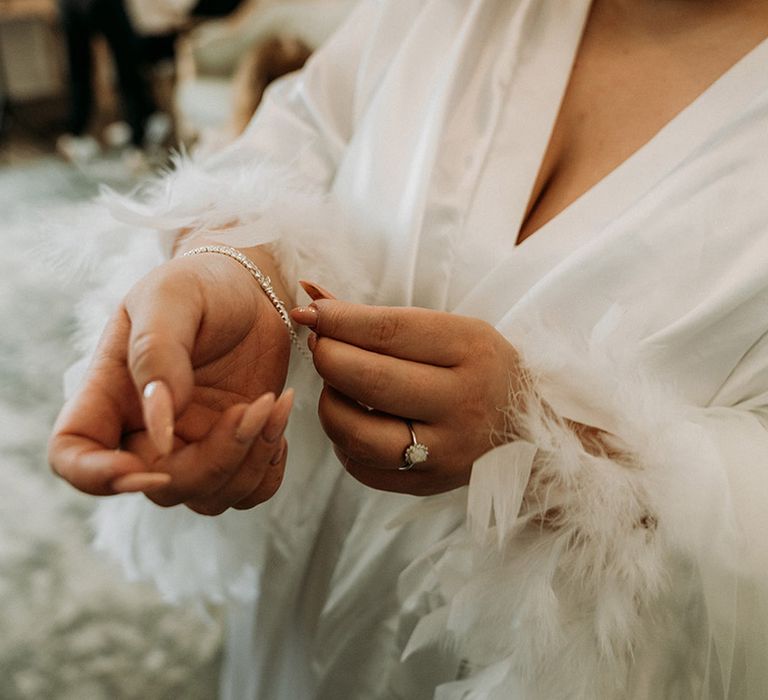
[112,472,172,493]
[235,392,275,443]
[299,280,336,301]
[290,305,318,328]
[269,442,286,465]
[307,332,317,353]
[143,381,175,456]
[263,388,294,443]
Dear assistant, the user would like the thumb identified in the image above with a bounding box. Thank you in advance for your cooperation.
[124,269,201,455]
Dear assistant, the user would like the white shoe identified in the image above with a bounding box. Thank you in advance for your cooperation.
[56,133,100,163]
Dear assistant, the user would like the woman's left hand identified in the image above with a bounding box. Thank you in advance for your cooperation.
[291,297,523,495]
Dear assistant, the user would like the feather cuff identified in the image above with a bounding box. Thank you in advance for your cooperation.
[397,320,767,698]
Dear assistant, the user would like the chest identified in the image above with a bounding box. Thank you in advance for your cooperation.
[518,9,768,244]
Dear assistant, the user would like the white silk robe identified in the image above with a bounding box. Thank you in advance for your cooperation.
[79,1,768,697]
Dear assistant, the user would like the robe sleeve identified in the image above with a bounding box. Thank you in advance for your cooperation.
[98,0,381,301]
[83,0,383,605]
[451,318,768,697]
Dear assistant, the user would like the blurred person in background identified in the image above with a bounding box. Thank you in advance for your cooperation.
[128,0,247,35]
[56,0,159,164]
[56,0,250,167]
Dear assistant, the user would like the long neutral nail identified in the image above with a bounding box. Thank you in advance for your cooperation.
[112,472,172,493]
[270,442,286,465]
[143,380,174,456]
[263,388,294,443]
[307,331,318,353]
[299,280,336,301]
[235,393,276,443]
[290,305,318,328]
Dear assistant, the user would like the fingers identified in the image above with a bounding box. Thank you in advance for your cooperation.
[139,401,253,505]
[291,292,517,498]
[334,446,469,497]
[318,385,431,470]
[231,437,288,511]
[49,371,168,496]
[311,336,454,420]
[139,390,293,511]
[185,390,293,514]
[124,269,202,454]
[291,299,476,366]
[111,472,173,493]
[49,431,168,496]
[299,280,336,301]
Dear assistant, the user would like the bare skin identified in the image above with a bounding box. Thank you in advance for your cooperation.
[49,0,768,507]
[519,0,768,242]
[49,244,295,514]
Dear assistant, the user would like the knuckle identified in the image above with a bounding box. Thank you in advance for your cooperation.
[372,312,402,348]
[129,330,168,377]
[252,465,285,503]
[467,332,500,363]
[186,501,226,517]
[206,459,236,485]
[316,303,347,337]
[360,362,389,400]
[147,492,183,508]
[343,425,368,462]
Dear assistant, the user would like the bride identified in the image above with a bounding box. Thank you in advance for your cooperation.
[49,0,768,697]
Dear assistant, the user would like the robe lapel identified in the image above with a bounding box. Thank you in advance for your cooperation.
[335,0,590,308]
[457,34,768,326]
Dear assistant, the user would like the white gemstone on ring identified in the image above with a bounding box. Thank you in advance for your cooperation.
[399,420,429,471]
[404,442,429,465]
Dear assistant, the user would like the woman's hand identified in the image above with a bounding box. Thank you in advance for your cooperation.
[49,251,293,515]
[291,295,522,496]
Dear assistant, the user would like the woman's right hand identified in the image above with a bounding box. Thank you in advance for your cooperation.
[48,250,294,515]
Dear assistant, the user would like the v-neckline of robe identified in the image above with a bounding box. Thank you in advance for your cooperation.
[456,29,768,322]
[516,31,768,255]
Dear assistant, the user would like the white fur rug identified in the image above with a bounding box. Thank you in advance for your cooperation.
[0,159,222,700]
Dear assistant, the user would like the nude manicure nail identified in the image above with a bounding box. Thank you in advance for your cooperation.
[290,305,318,328]
[307,331,318,353]
[263,388,294,443]
[235,393,276,443]
[143,380,175,456]
[299,280,336,301]
[112,472,172,493]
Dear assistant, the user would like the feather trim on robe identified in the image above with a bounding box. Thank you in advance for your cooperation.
[49,143,372,604]
[393,318,768,699]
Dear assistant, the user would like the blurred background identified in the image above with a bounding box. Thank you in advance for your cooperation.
[0,0,353,697]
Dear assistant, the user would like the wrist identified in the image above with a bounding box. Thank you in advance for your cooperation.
[183,245,307,359]
[236,244,294,309]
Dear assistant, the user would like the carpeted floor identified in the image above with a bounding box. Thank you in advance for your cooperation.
[0,157,223,700]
